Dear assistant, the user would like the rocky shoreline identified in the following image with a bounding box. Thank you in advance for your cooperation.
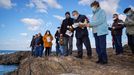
[0,51,31,65]
[1,45,134,75]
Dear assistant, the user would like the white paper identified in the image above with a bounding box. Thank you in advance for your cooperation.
[72,23,79,28]
[65,30,73,37]
[118,23,124,24]
[47,37,51,42]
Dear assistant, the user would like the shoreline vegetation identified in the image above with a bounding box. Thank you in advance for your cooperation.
[0,45,134,75]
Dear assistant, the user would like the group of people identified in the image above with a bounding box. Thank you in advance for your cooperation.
[109,7,134,56]
[30,31,53,57]
[30,1,134,65]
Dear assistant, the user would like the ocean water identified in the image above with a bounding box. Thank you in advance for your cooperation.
[0,50,17,55]
[0,65,18,75]
[0,50,18,75]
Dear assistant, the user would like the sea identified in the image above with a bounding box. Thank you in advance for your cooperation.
[0,50,18,75]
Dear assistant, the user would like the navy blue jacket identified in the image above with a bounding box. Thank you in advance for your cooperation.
[74,15,89,39]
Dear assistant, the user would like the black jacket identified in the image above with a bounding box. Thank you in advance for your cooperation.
[55,31,60,44]
[30,38,35,47]
[37,36,44,45]
[74,15,89,39]
[109,19,124,35]
[60,17,74,37]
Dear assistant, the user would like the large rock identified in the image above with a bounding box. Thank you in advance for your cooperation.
[0,51,31,65]
[123,44,130,51]
[5,55,134,75]
[5,56,83,75]
[3,48,134,75]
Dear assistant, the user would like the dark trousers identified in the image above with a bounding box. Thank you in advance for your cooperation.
[94,33,108,63]
[127,34,134,54]
[45,47,51,56]
[63,37,73,56]
[68,37,73,55]
[31,46,35,56]
[76,36,92,57]
[113,35,123,54]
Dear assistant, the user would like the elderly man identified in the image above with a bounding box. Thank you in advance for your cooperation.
[72,10,92,59]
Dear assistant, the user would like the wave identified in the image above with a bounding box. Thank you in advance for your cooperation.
[0,50,17,55]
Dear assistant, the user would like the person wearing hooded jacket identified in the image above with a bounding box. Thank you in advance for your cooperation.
[124,8,134,54]
[43,30,53,56]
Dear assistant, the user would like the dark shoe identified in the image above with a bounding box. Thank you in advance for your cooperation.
[87,56,92,59]
[132,52,134,55]
[100,61,108,65]
[116,52,123,55]
[75,56,82,59]
[96,60,101,64]
[115,53,120,55]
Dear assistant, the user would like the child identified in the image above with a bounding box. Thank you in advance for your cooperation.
[59,35,65,56]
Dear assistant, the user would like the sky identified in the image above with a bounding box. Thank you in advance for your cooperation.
[0,0,134,50]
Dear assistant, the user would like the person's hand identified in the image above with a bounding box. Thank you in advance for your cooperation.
[69,26,74,32]
[79,24,84,28]
[112,27,115,29]
[79,22,85,28]
[86,23,90,27]
[60,34,63,37]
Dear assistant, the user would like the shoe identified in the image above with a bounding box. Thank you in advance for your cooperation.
[116,53,123,57]
[96,60,101,64]
[75,56,82,59]
[116,52,123,55]
[100,61,108,65]
[87,56,92,59]
[115,53,120,55]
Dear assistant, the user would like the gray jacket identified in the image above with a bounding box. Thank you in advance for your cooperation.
[124,11,134,35]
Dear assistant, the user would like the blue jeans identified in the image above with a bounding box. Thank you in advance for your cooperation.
[94,33,108,63]
[35,45,44,57]
[56,43,61,56]
[60,45,65,56]
[39,45,44,57]
[35,46,39,57]
[113,35,123,54]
